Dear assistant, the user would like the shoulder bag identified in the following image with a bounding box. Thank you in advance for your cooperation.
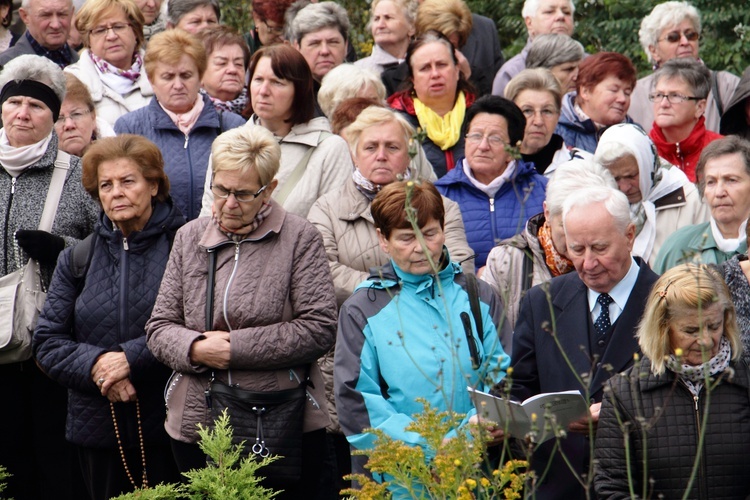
[203,248,308,483]
[0,151,71,364]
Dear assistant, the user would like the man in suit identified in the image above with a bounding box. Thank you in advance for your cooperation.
[506,185,659,500]
[0,0,78,68]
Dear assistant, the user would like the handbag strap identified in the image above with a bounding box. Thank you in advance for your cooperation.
[205,248,217,331]
[274,131,332,206]
[38,150,71,232]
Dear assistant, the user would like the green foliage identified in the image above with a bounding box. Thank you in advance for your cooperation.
[0,465,11,500]
[113,410,278,500]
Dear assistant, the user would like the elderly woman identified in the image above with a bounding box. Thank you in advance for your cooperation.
[289,1,350,85]
[318,63,386,120]
[482,159,616,328]
[596,123,709,266]
[64,0,153,127]
[631,1,739,134]
[655,136,750,273]
[356,0,417,75]
[56,73,115,157]
[525,33,584,93]
[199,25,251,115]
[555,51,638,153]
[135,0,166,40]
[200,44,353,218]
[0,55,99,500]
[246,0,294,56]
[595,263,750,499]
[389,30,475,177]
[648,58,723,182]
[335,180,509,491]
[146,125,337,498]
[165,0,219,34]
[115,30,245,221]
[435,95,547,270]
[34,135,184,500]
[505,68,583,175]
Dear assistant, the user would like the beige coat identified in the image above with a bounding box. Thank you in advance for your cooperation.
[307,179,474,431]
[146,202,337,442]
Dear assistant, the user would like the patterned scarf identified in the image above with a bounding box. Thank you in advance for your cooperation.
[352,168,411,201]
[666,336,732,397]
[630,202,647,237]
[413,91,466,151]
[90,50,142,82]
[201,87,248,116]
[537,220,574,277]
[211,201,272,241]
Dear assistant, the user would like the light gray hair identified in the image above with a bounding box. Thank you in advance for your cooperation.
[368,0,418,31]
[167,0,220,26]
[652,57,711,98]
[522,0,575,20]
[318,64,386,119]
[638,1,701,64]
[289,1,349,45]
[526,33,584,69]
[505,68,563,111]
[562,185,631,233]
[0,55,66,102]
[343,105,415,158]
[546,158,616,217]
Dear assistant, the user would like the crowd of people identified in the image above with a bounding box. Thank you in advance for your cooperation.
[1,0,750,498]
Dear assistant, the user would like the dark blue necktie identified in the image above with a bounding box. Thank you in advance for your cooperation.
[595,293,614,336]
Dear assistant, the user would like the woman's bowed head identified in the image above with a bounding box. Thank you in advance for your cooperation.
[638,263,742,374]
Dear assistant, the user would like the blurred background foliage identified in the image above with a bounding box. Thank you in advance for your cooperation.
[220,0,750,77]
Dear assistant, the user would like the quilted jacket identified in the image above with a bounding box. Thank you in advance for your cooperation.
[33,199,186,448]
[146,201,337,444]
[555,92,635,153]
[114,94,246,221]
[434,157,547,269]
[595,356,750,499]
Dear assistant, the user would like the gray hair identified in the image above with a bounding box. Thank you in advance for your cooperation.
[505,68,563,111]
[212,126,280,185]
[546,158,616,217]
[526,33,584,69]
[318,64,386,119]
[167,0,220,26]
[695,136,750,196]
[652,57,711,98]
[289,1,349,45]
[0,55,66,102]
[562,185,631,233]
[638,1,701,64]
[368,0,418,32]
[522,0,575,20]
[343,106,415,158]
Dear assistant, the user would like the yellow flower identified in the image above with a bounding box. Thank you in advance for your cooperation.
[454,459,462,466]
[465,478,477,490]
[675,348,684,357]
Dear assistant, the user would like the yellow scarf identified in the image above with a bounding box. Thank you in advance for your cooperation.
[413,91,466,151]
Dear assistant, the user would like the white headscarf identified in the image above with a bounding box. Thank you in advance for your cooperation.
[596,124,687,262]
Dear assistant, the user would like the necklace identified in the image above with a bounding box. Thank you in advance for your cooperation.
[110,400,149,489]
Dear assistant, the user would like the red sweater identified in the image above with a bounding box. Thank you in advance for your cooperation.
[650,116,723,182]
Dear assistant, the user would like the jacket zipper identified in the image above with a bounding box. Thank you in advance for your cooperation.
[183,133,196,220]
[489,197,498,244]
[691,391,708,499]
[119,237,130,342]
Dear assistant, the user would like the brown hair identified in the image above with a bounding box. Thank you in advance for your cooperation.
[82,135,170,202]
[402,30,475,96]
[330,96,383,135]
[75,0,145,51]
[252,0,296,24]
[695,136,750,194]
[371,180,445,238]
[242,44,315,124]
[415,0,472,48]
[145,29,207,81]
[575,52,637,96]
[199,25,251,70]
[63,73,95,113]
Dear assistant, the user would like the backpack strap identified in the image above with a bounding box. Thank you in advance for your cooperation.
[465,272,484,344]
[274,131,332,206]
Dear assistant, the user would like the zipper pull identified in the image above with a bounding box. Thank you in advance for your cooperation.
[489,198,495,212]
[234,243,240,261]
[184,134,189,149]
[693,395,699,412]
[122,237,129,250]
[11,177,15,194]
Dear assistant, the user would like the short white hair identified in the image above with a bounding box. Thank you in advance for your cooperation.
[318,64,386,119]
[562,185,631,233]
[546,158,616,217]
[638,1,701,64]
[522,0,575,20]
[0,54,66,102]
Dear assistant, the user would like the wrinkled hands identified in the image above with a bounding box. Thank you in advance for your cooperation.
[567,402,601,434]
[189,330,231,369]
[91,352,136,402]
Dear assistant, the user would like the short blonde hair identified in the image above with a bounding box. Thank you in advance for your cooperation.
[343,106,415,158]
[75,0,145,51]
[318,64,386,119]
[211,126,281,186]
[637,263,741,375]
[145,29,207,81]
[415,0,472,47]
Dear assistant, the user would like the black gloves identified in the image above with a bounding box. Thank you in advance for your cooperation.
[15,230,66,265]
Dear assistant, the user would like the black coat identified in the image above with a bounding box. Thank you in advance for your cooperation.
[595,356,750,500]
[34,199,185,448]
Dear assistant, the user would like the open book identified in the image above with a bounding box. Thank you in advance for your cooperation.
[468,387,589,443]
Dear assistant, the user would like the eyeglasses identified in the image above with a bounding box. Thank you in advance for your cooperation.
[211,184,267,203]
[658,30,700,43]
[262,20,284,35]
[465,132,506,147]
[89,22,131,38]
[520,107,559,119]
[648,92,703,104]
[55,109,91,124]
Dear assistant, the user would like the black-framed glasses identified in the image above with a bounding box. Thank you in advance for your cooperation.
[89,22,131,38]
[211,184,267,203]
[648,92,703,104]
[658,30,700,43]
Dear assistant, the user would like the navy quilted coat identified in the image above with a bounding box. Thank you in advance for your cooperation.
[434,157,547,269]
[114,94,246,221]
[33,199,185,448]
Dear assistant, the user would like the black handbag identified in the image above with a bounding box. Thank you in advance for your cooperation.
[202,249,307,482]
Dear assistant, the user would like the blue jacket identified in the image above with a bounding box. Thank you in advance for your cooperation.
[555,92,634,154]
[434,158,547,269]
[33,199,186,448]
[114,94,245,220]
[334,256,510,475]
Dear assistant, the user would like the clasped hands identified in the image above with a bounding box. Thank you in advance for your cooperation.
[91,351,135,403]
[189,330,231,369]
